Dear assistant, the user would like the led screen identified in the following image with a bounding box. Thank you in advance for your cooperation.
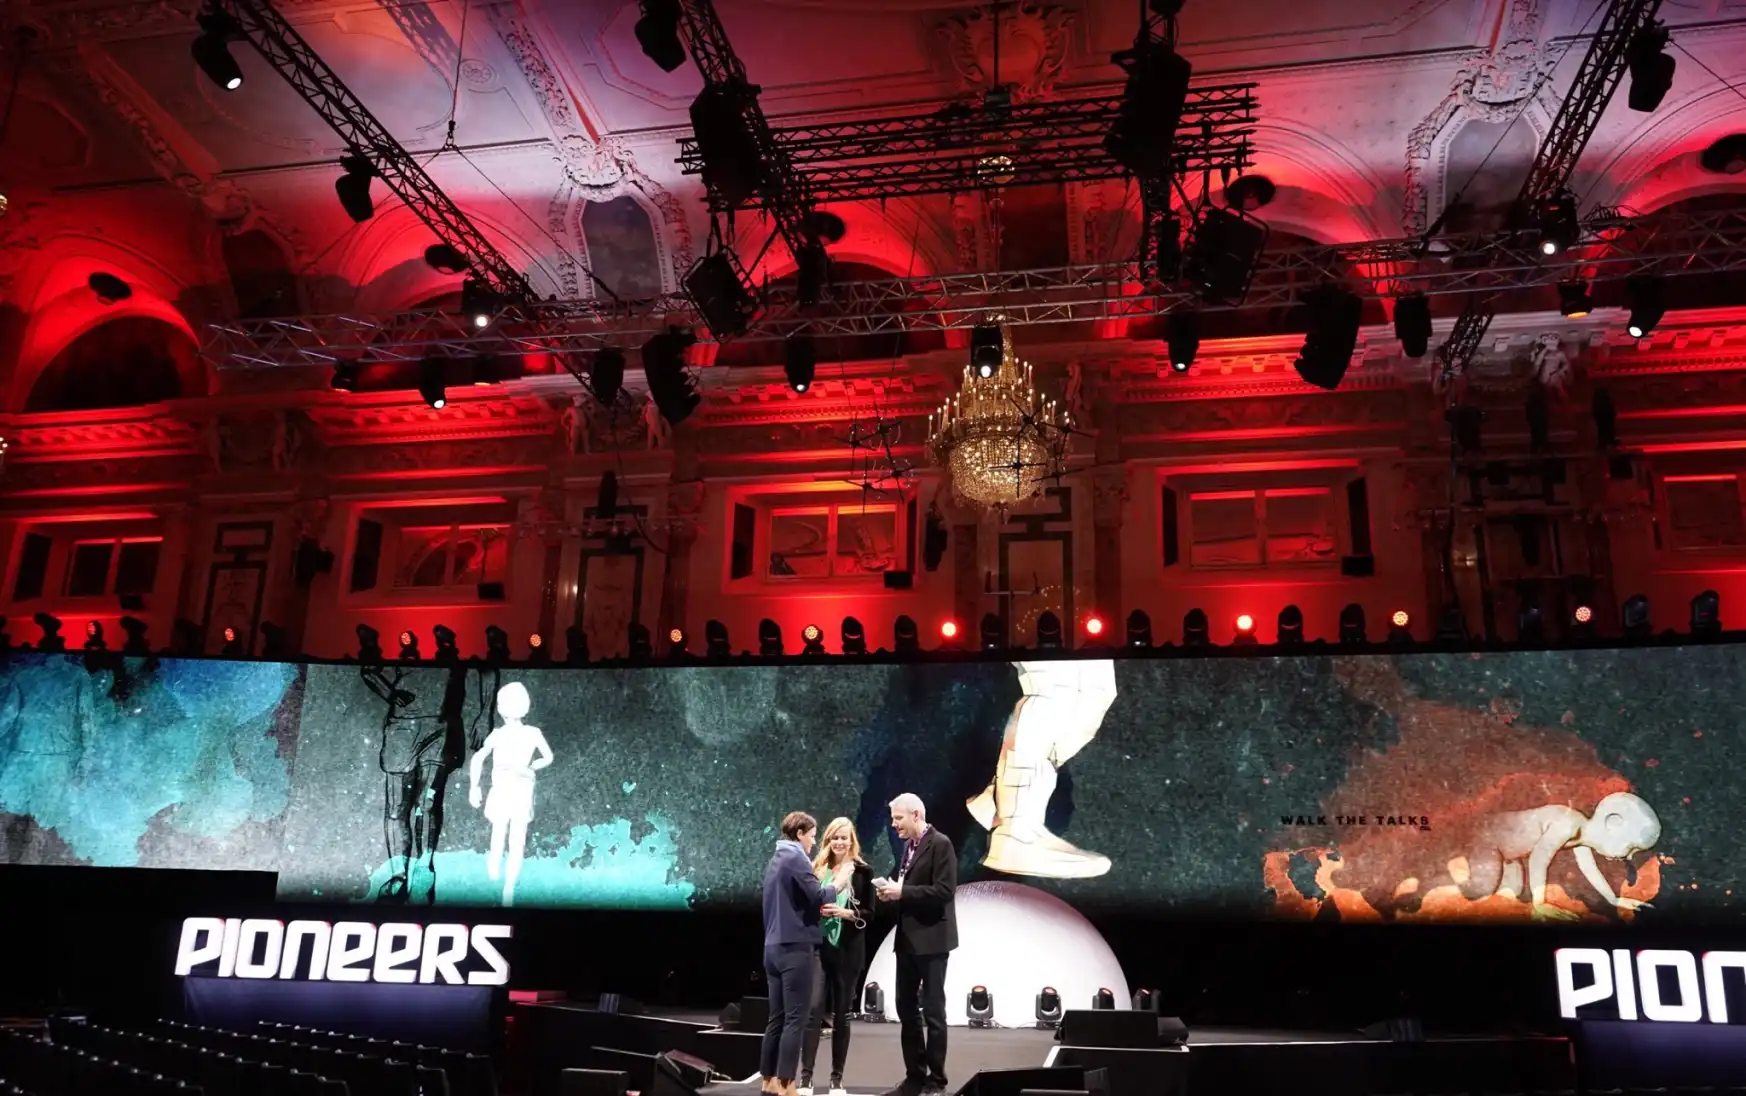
[0,646,1734,923]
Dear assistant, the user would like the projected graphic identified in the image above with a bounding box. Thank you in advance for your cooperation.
[0,646,1737,923]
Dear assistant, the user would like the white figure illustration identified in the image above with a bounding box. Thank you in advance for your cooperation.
[468,681,554,906]
[1465,791,1660,921]
[966,660,1117,878]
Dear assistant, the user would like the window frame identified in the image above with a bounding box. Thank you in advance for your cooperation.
[1184,486,1339,571]
[390,522,512,591]
[764,502,903,582]
[1657,473,1746,554]
[61,536,163,600]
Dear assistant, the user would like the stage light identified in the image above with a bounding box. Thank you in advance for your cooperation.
[1625,275,1666,338]
[939,619,959,644]
[433,625,459,661]
[528,632,549,663]
[1388,610,1413,644]
[589,347,626,405]
[83,621,106,652]
[1692,589,1722,638]
[330,362,360,392]
[1182,608,1209,646]
[979,613,1004,651]
[668,626,689,658]
[1571,605,1596,640]
[1166,310,1199,373]
[1126,610,1153,648]
[1036,611,1063,650]
[705,619,731,658]
[33,612,64,652]
[895,616,920,653]
[565,624,589,665]
[863,982,884,1016]
[1573,604,1593,625]
[461,278,501,330]
[627,623,653,660]
[1339,603,1367,644]
[1393,293,1431,358]
[220,625,243,656]
[1701,134,1746,175]
[1627,24,1674,113]
[1534,193,1581,256]
[802,624,826,656]
[424,243,469,275]
[1035,987,1063,1028]
[1622,594,1652,640]
[87,272,132,304]
[192,9,244,91]
[120,616,151,656]
[1518,596,1546,642]
[1232,613,1257,646]
[758,618,783,656]
[841,617,867,655]
[1557,281,1593,319]
[485,625,511,663]
[418,358,447,410]
[1295,285,1364,391]
[1092,988,1116,1010]
[1435,606,1466,643]
[355,623,382,662]
[335,155,376,222]
[966,986,994,1028]
[1084,615,1105,639]
[971,324,1003,378]
[1277,605,1304,646]
[634,0,686,72]
[784,335,816,393]
[1133,988,1160,1014]
[642,328,702,426]
[399,630,420,660]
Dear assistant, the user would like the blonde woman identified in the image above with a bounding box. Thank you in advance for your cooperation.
[798,817,875,1096]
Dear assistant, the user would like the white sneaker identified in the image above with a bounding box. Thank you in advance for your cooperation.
[829,1087,848,1096]
[797,1086,813,1095]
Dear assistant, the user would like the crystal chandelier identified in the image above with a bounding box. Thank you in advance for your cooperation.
[927,322,1070,508]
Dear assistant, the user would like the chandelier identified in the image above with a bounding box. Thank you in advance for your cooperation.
[927,322,1070,508]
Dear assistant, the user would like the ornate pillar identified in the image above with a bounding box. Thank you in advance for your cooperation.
[1091,468,1128,631]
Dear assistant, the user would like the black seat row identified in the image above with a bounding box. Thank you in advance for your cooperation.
[246,1022,496,1096]
[0,1029,204,1096]
[158,1020,492,1096]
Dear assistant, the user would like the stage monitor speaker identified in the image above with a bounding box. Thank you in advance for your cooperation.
[1361,1017,1424,1043]
[1157,1017,1188,1047]
[738,996,769,1032]
[560,1069,630,1096]
[649,1050,714,1096]
[598,993,645,1016]
[958,1067,1086,1096]
[1058,1010,1172,1048]
[717,1002,741,1029]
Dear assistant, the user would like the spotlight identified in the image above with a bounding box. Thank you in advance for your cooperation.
[418,358,447,410]
[979,613,1004,651]
[1294,285,1363,391]
[894,615,920,654]
[1232,613,1257,646]
[970,324,1003,378]
[528,632,549,663]
[1517,595,1546,642]
[1435,606,1466,643]
[335,155,377,223]
[1084,615,1105,639]
[1622,594,1652,640]
[33,612,65,652]
[936,619,959,647]
[842,617,867,655]
[668,626,689,658]
[705,619,731,658]
[1393,293,1431,358]
[1277,605,1304,646]
[1701,134,1746,175]
[120,616,151,655]
[1557,280,1593,319]
[461,278,501,330]
[1389,609,1413,644]
[191,9,244,92]
[590,348,626,405]
[565,624,589,665]
[627,623,653,660]
[1339,603,1367,644]
[1534,193,1581,256]
[966,986,994,1028]
[221,626,242,656]
[424,244,469,275]
[87,272,132,303]
[355,623,382,661]
[1166,310,1199,373]
[1625,275,1666,338]
[1571,604,1596,639]
[634,0,686,72]
[433,625,459,661]
[1036,986,1063,1028]
[863,982,884,1016]
[399,630,420,660]
[784,334,817,392]
[1626,24,1674,113]
[485,625,511,663]
[84,621,106,652]
[1182,608,1209,646]
[1093,988,1116,1010]
[1691,589,1722,638]
[1036,611,1063,649]
[758,618,783,656]
[1126,609,1153,648]
[801,623,826,656]
[641,328,701,426]
[1133,988,1160,1014]
[330,362,360,392]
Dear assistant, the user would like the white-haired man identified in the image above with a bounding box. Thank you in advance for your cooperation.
[875,793,957,1096]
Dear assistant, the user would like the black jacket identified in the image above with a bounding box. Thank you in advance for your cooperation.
[884,828,958,955]
[829,863,878,958]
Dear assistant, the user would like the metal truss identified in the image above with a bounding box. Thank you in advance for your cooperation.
[205,204,1746,368]
[677,84,1257,206]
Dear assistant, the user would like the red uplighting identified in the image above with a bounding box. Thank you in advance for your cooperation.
[1391,610,1411,628]
[86,621,98,636]
[1574,605,1594,624]
[940,620,959,639]
[223,627,237,642]
[669,627,685,644]
[399,630,414,646]
[1085,616,1105,636]
[1235,614,1254,633]
[803,624,822,642]
[529,632,544,648]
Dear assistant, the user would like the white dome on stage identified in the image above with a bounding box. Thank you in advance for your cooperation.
[863,881,1129,1028]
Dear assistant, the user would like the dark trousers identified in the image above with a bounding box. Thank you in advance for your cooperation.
[761,943,817,1080]
[895,949,949,1089]
[801,942,865,1081]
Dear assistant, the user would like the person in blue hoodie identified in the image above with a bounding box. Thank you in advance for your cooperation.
[762,810,850,1096]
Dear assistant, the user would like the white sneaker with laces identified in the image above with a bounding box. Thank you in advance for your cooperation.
[829,1086,848,1096]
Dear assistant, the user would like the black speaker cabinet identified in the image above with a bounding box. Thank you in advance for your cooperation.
[1058,1010,1170,1048]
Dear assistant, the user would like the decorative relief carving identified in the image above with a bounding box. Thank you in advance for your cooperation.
[514,490,569,544]
[1528,333,1573,394]
[935,2,1076,103]
[1091,468,1127,527]
[304,396,557,445]
[1125,391,1410,437]
[288,498,330,540]
[319,438,550,475]
[563,391,663,454]
[7,415,202,461]
[951,193,980,270]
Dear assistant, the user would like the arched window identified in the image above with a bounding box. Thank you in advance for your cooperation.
[582,197,664,300]
[1441,118,1536,234]
[26,317,200,412]
[222,229,300,319]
